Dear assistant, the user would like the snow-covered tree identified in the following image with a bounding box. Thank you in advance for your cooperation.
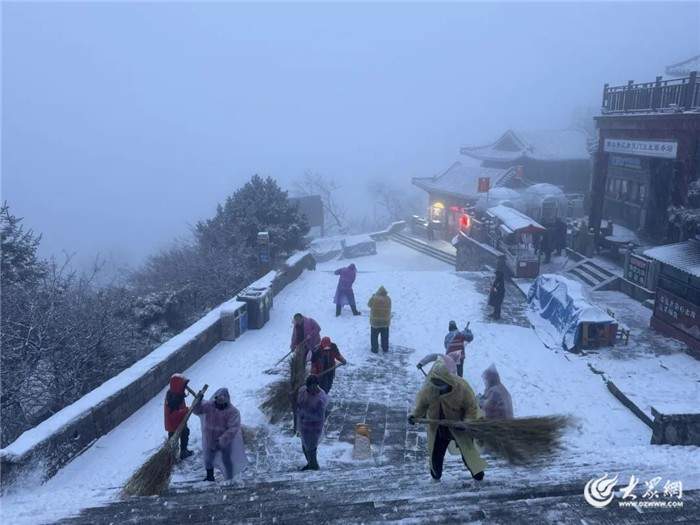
[197,174,309,256]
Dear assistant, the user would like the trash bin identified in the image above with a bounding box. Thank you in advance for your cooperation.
[220,307,238,341]
[237,286,272,329]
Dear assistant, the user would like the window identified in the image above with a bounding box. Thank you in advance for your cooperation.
[639,184,647,203]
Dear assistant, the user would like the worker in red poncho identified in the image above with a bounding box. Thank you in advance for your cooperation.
[163,373,194,460]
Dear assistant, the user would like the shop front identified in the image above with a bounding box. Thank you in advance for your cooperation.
[589,70,700,243]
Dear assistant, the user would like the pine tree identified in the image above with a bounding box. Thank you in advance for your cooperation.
[196,175,309,257]
[0,202,45,286]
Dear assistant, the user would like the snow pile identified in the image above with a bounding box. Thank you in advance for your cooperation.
[526,274,615,350]
[487,204,545,232]
[310,234,376,262]
[475,187,524,213]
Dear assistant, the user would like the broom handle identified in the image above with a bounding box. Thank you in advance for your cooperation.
[169,384,208,445]
[414,417,469,430]
[311,361,346,378]
[273,342,306,368]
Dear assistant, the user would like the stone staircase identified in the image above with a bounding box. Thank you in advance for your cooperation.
[390,233,456,266]
[60,458,698,524]
[566,258,619,290]
[54,344,699,524]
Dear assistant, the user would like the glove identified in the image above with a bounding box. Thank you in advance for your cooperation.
[408,415,416,425]
[464,328,474,343]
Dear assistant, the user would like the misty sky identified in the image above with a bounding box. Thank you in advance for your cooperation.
[3,2,699,268]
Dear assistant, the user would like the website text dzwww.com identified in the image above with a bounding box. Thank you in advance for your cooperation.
[618,501,684,509]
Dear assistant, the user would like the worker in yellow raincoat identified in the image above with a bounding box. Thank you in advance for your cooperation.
[408,360,487,481]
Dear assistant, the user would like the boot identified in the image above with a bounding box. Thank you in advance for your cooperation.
[300,447,311,471]
[473,471,484,481]
[204,468,215,482]
[180,433,193,460]
[308,448,320,470]
[351,306,361,316]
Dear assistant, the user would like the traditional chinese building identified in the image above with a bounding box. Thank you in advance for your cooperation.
[460,129,592,193]
[411,161,511,239]
[588,66,700,242]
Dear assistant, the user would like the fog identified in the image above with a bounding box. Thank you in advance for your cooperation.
[2,2,699,269]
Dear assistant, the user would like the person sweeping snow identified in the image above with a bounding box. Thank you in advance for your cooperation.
[290,313,321,359]
[479,364,513,419]
[193,388,248,482]
[334,263,360,316]
[311,336,347,393]
[443,321,473,377]
[408,361,487,482]
[163,374,194,460]
[296,375,329,471]
[417,353,458,376]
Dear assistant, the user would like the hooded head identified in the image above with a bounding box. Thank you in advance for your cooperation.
[482,364,501,388]
[320,336,332,350]
[169,374,189,394]
[293,313,304,325]
[448,320,457,331]
[349,263,357,271]
[427,360,458,396]
[306,374,320,393]
[376,286,387,296]
[213,388,231,410]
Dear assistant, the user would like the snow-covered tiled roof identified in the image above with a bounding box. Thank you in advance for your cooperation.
[412,161,508,200]
[665,55,700,77]
[643,239,700,277]
[487,204,546,232]
[461,129,591,162]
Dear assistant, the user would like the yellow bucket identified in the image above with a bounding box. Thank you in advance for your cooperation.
[355,423,371,438]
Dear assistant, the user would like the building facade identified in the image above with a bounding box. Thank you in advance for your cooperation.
[589,71,700,242]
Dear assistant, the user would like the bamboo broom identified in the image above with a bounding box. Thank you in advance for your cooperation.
[122,384,208,497]
[415,415,571,464]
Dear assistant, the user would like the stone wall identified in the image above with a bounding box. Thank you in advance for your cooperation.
[651,407,700,446]
[0,252,314,491]
[454,233,505,272]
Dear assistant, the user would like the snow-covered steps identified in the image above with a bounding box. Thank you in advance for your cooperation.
[59,460,699,524]
[566,258,618,289]
[389,233,456,266]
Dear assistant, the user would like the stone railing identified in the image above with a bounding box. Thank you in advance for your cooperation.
[0,251,316,490]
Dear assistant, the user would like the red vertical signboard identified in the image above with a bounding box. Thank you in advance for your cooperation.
[477,177,490,193]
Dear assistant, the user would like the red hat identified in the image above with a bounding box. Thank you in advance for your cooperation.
[320,336,332,349]
[169,373,189,394]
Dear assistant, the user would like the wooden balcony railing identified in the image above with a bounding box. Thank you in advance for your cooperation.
[602,72,699,114]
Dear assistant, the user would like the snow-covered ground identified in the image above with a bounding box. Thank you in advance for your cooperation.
[2,240,699,524]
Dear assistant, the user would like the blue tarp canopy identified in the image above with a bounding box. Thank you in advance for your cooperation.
[526,274,615,351]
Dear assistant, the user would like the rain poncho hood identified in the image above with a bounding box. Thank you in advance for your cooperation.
[368,286,391,328]
[412,361,487,476]
[480,364,514,419]
[194,388,248,479]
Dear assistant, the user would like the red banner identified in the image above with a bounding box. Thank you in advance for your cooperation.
[477,177,490,193]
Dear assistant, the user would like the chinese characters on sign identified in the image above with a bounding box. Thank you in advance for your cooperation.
[654,288,699,341]
[604,138,678,159]
[625,254,651,287]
